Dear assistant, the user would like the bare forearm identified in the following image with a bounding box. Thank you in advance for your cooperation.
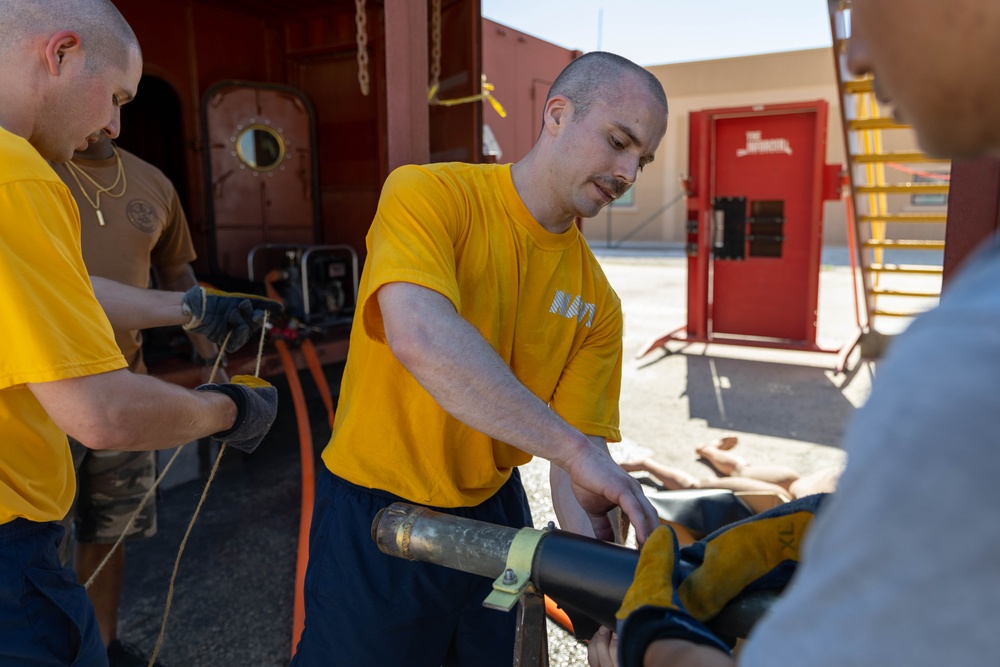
[379,282,660,544]
[422,342,586,464]
[94,373,235,449]
[644,640,734,667]
[588,628,735,667]
[551,463,593,534]
[550,439,622,540]
[91,276,187,331]
[381,284,588,466]
[29,369,235,450]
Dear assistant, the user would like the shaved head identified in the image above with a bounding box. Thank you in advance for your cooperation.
[0,0,143,160]
[0,0,139,70]
[547,51,668,122]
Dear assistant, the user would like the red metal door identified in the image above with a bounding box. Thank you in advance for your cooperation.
[708,105,826,344]
[203,81,319,279]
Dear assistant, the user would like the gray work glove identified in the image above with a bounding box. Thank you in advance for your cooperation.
[182,286,283,352]
[196,375,278,454]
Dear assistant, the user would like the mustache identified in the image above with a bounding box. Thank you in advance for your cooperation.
[595,177,630,199]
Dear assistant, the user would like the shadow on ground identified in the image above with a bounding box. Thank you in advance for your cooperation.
[678,352,859,447]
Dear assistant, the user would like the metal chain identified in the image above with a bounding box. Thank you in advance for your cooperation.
[355,0,370,96]
[429,0,442,100]
[424,0,504,114]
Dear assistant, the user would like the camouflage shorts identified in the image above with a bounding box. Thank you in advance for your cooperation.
[63,438,158,545]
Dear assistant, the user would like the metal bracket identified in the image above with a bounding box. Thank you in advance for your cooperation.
[482,527,546,612]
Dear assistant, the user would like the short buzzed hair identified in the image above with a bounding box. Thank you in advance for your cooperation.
[547,51,668,121]
[0,0,139,71]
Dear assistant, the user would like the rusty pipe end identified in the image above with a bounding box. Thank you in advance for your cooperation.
[371,502,426,560]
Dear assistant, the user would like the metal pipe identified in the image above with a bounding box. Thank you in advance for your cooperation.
[372,503,523,580]
[372,502,774,640]
[532,528,639,633]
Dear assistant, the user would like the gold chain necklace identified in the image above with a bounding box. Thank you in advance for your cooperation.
[65,144,127,227]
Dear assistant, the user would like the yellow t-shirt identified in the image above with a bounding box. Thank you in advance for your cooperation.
[322,162,623,507]
[0,127,127,524]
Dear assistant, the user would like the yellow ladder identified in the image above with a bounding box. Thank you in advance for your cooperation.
[829,3,949,336]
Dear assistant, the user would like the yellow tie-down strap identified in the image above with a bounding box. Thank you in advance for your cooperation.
[482,527,546,612]
[428,75,508,118]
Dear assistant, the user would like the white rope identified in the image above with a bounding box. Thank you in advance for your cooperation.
[147,314,270,666]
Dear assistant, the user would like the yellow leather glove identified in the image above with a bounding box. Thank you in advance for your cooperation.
[615,525,731,667]
[679,494,827,622]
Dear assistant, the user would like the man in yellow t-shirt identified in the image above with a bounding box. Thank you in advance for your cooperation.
[0,2,280,664]
[292,51,669,667]
[51,132,229,667]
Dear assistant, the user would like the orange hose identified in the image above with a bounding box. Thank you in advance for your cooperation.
[275,338,315,658]
[544,595,575,635]
[263,269,285,302]
[263,266,336,655]
[300,338,335,429]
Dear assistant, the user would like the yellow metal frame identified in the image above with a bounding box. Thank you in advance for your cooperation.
[829,1,950,330]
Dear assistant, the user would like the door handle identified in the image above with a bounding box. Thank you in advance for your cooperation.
[713,209,726,249]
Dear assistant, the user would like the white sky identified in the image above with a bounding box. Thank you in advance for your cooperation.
[480,0,833,66]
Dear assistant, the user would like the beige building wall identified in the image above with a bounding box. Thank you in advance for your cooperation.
[583,48,852,248]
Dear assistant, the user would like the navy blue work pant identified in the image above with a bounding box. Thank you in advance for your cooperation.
[291,468,533,667]
[0,519,106,666]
